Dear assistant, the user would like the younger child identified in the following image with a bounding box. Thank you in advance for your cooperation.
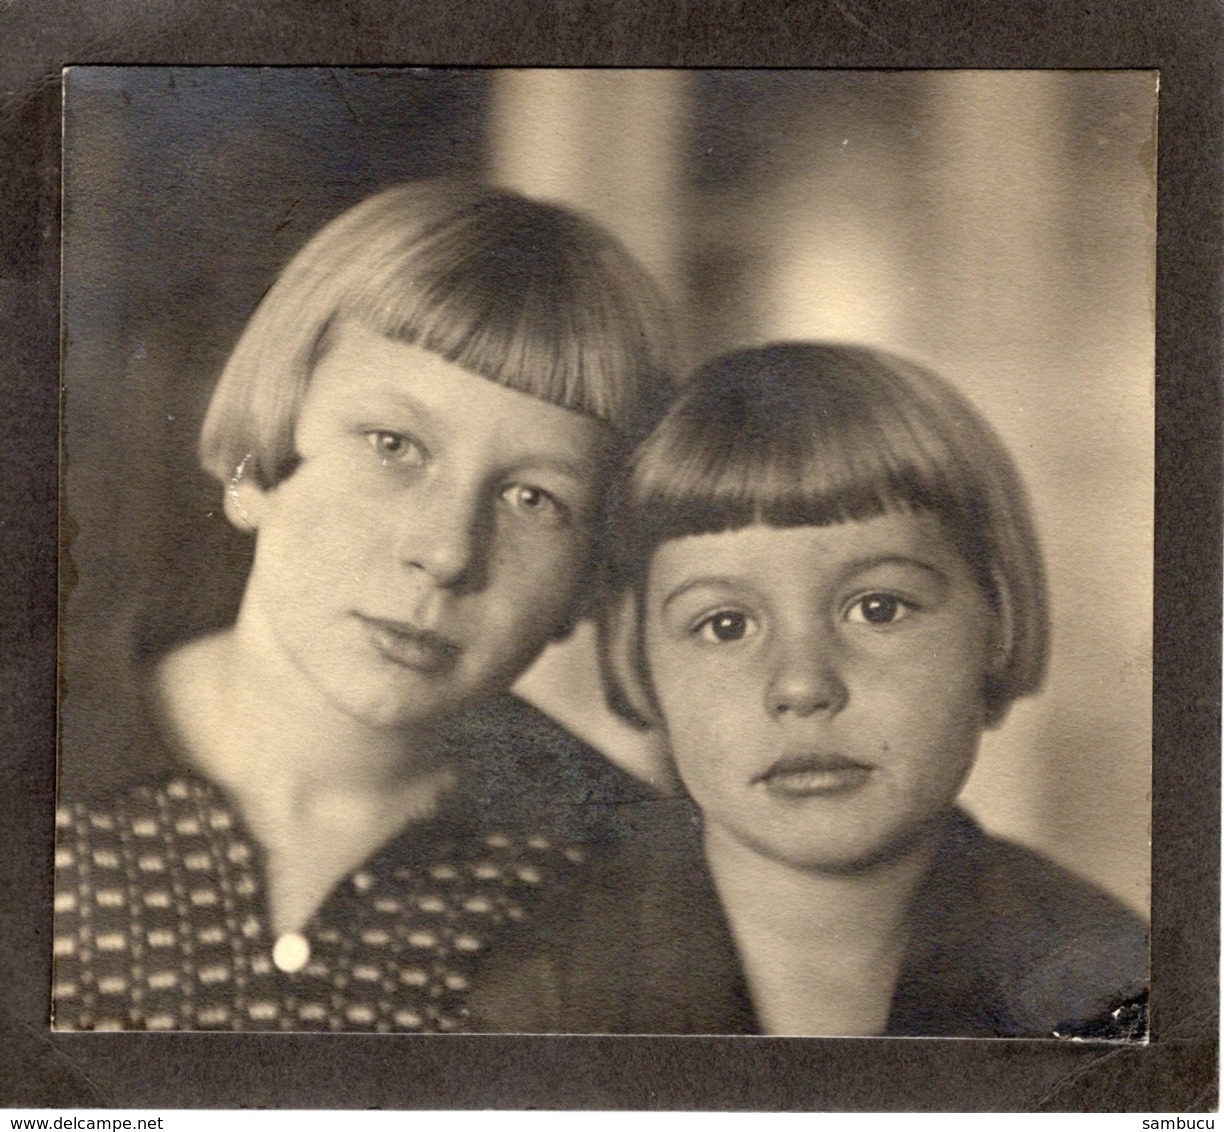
[468,342,1148,1037]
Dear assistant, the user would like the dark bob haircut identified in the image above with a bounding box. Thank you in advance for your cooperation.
[601,341,1049,729]
[201,180,675,491]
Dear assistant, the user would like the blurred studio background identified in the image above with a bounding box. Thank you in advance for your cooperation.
[62,68,1154,915]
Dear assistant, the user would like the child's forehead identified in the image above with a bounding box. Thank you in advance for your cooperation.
[648,511,970,584]
[318,319,583,409]
[305,321,614,457]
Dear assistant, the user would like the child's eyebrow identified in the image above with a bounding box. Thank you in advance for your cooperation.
[494,440,604,483]
[660,577,747,611]
[844,555,950,588]
[359,384,439,429]
[515,456,594,482]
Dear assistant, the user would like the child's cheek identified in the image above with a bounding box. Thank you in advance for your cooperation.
[657,656,753,772]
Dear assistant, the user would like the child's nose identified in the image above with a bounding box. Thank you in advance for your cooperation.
[765,635,848,718]
[395,478,487,590]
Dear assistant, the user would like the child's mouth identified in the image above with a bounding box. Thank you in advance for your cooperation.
[754,752,872,798]
[356,614,462,674]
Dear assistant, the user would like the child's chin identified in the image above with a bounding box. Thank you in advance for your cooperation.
[753,822,937,876]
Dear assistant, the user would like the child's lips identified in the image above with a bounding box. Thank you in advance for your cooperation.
[754,751,873,798]
[356,614,462,674]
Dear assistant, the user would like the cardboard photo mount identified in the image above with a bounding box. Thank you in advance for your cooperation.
[0,0,1219,1112]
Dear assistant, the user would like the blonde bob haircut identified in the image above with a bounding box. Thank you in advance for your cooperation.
[200,179,675,490]
[600,342,1050,730]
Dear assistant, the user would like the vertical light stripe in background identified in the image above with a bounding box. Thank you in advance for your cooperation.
[489,69,689,312]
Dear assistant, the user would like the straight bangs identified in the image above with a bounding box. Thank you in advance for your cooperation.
[200,182,673,491]
[618,344,998,585]
[338,193,674,438]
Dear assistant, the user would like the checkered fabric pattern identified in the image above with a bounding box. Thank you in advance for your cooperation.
[52,775,585,1032]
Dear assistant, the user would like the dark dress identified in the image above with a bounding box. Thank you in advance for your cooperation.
[466,798,1149,1038]
[53,611,653,1033]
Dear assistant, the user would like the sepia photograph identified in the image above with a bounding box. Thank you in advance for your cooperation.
[54,66,1155,1042]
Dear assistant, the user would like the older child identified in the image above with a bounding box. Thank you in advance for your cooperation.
[52,181,673,1032]
[469,342,1147,1037]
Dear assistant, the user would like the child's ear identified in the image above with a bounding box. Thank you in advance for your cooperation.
[599,589,662,730]
[223,457,267,533]
[980,568,1015,729]
[988,567,1015,675]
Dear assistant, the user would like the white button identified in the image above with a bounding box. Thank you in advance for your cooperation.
[272,932,310,974]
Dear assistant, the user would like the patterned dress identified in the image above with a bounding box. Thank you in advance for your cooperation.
[53,673,649,1032]
[53,774,589,1032]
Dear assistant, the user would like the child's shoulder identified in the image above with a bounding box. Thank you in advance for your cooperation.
[444,693,661,843]
[915,810,1148,1038]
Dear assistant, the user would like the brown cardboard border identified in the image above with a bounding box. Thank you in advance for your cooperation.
[0,0,1218,1111]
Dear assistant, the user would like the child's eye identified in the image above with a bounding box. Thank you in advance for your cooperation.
[365,430,425,467]
[501,482,565,523]
[694,610,756,643]
[845,592,913,626]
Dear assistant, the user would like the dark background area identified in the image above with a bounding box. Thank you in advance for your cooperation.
[59,69,492,799]
[0,0,1220,1113]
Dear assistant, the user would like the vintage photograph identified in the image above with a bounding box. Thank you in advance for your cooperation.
[55,67,1153,1038]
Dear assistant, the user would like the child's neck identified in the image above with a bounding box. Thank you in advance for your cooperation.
[166,625,446,789]
[703,822,939,1037]
[155,626,456,935]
